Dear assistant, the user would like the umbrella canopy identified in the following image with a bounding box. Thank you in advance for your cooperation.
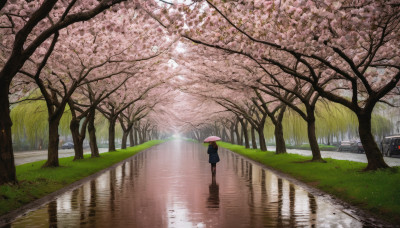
[204,136,221,142]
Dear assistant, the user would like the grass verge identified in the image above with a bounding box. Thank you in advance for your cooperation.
[0,140,164,216]
[217,141,400,224]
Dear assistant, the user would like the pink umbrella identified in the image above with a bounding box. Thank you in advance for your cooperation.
[204,136,221,142]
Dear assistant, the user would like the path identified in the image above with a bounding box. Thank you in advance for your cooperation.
[7,140,388,227]
[14,148,109,165]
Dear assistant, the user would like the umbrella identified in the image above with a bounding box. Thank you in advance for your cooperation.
[204,136,221,142]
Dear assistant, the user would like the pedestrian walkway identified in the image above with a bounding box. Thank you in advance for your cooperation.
[9,140,377,227]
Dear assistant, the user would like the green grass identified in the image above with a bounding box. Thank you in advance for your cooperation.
[0,140,164,216]
[217,141,400,224]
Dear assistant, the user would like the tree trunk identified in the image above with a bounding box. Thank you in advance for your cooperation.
[134,127,138,146]
[230,124,235,144]
[121,131,128,149]
[244,121,250,148]
[257,128,267,151]
[70,118,84,160]
[138,129,143,144]
[221,127,228,141]
[214,125,220,137]
[129,128,135,147]
[119,118,129,150]
[306,116,324,162]
[240,127,244,146]
[108,117,117,152]
[239,121,245,146]
[239,119,250,148]
[251,125,257,149]
[142,129,147,143]
[274,107,287,154]
[234,121,241,145]
[0,81,16,184]
[358,112,389,170]
[43,116,61,167]
[138,129,143,143]
[143,129,148,142]
[141,131,144,143]
[274,121,287,154]
[88,111,99,158]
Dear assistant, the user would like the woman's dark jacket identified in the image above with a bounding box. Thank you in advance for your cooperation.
[207,145,220,164]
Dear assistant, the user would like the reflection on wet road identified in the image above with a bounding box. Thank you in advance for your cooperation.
[9,140,370,227]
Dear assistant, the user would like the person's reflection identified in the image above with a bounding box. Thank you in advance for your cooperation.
[207,174,220,208]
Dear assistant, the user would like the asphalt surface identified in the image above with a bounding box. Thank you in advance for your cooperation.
[8,141,380,227]
[14,148,109,165]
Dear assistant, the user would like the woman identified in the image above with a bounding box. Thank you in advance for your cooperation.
[207,141,220,174]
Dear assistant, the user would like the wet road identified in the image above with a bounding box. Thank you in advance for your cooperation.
[7,140,382,227]
[269,147,400,167]
[14,148,109,166]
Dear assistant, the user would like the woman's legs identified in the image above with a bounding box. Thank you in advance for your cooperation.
[211,163,216,174]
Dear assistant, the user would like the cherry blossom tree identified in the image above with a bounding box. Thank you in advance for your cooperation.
[68,75,134,159]
[0,0,142,183]
[97,73,167,151]
[150,0,400,170]
[16,19,167,166]
[118,86,172,149]
[170,42,294,153]
[119,106,147,149]
[251,62,326,161]
[177,71,271,150]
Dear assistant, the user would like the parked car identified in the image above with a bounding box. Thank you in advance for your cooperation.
[61,142,74,149]
[381,135,400,157]
[338,141,364,153]
[353,142,364,154]
[337,141,354,152]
